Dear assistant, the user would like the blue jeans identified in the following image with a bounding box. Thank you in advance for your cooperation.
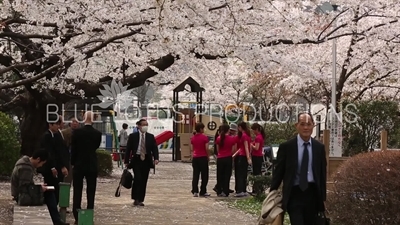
[44,191,62,224]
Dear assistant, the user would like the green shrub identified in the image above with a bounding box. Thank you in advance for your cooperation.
[0,112,20,176]
[264,123,296,146]
[327,151,400,225]
[248,174,272,200]
[96,150,113,176]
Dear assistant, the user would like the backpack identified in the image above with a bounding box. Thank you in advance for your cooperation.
[18,184,44,206]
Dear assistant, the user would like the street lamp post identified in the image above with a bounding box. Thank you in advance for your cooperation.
[318,2,341,157]
[332,29,337,111]
[319,2,339,110]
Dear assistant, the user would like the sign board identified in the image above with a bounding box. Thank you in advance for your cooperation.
[329,114,343,157]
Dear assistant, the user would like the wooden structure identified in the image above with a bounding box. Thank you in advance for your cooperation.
[381,129,388,151]
[172,77,205,161]
[323,130,349,191]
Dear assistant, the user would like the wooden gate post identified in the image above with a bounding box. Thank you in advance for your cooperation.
[381,129,388,151]
[323,130,330,179]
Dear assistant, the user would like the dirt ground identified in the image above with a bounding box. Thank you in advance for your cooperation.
[0,154,257,225]
[0,182,13,225]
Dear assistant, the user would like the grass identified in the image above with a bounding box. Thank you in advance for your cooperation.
[229,197,340,225]
[229,197,291,225]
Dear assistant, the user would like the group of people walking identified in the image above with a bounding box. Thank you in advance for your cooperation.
[190,121,266,197]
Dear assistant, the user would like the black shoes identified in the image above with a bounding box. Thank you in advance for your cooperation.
[133,200,145,206]
[213,186,234,194]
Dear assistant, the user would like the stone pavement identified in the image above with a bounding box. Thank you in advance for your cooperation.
[66,154,257,225]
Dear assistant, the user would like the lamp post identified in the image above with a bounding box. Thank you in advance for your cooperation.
[318,2,339,110]
[318,2,341,157]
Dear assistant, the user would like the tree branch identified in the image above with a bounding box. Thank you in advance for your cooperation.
[209,3,228,11]
[83,29,143,58]
[3,17,153,32]
[123,21,153,26]
[353,70,397,101]
[192,50,226,59]
[0,32,56,39]
[0,57,47,75]
[0,94,24,111]
[262,39,319,47]
[317,9,349,41]
[0,57,73,90]
[73,54,176,97]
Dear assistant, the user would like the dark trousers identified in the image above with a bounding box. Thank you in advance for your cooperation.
[64,163,73,185]
[216,157,232,195]
[43,191,63,224]
[191,156,209,195]
[44,172,63,204]
[252,156,263,176]
[287,184,318,225]
[131,155,151,202]
[120,146,126,160]
[234,156,248,193]
[72,169,97,221]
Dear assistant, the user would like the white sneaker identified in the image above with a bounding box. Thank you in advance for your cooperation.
[193,193,199,197]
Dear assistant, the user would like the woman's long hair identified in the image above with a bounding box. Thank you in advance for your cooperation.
[213,125,223,154]
[219,124,230,148]
[238,121,250,138]
[251,123,265,139]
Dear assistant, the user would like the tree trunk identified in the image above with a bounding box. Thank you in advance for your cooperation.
[20,98,47,156]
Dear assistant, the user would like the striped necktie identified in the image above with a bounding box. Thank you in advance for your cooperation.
[140,133,146,160]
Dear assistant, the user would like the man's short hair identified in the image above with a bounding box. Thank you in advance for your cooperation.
[122,123,128,129]
[47,114,61,125]
[137,119,147,126]
[32,149,49,162]
[297,112,314,123]
[68,116,79,121]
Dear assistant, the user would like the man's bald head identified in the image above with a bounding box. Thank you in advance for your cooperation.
[83,111,94,124]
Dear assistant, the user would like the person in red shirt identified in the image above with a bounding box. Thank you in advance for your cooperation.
[215,124,237,197]
[234,122,252,197]
[190,122,210,197]
[251,123,265,176]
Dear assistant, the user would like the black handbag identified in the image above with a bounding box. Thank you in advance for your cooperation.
[115,169,133,197]
[316,212,330,225]
[18,184,44,206]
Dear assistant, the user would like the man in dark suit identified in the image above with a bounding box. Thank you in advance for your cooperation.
[124,119,159,206]
[270,112,327,225]
[71,111,102,224]
[53,115,70,202]
[39,115,69,225]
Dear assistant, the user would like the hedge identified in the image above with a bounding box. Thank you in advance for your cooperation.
[96,150,113,176]
[327,151,400,225]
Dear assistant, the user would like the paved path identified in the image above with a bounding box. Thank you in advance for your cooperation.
[66,154,257,225]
